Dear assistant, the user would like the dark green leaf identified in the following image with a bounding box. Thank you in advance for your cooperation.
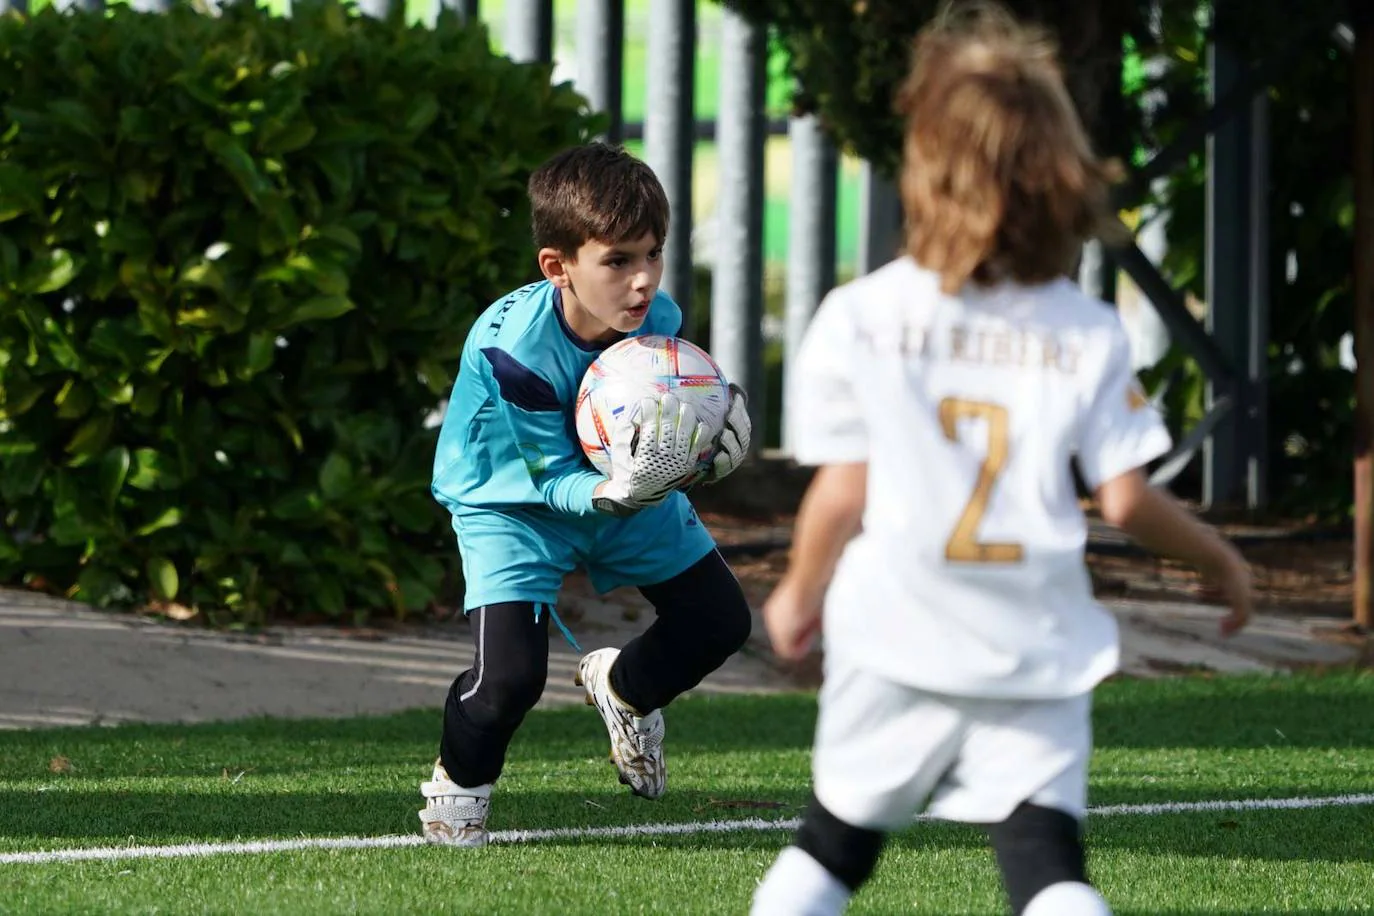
[403,93,440,134]
[313,146,354,197]
[389,491,439,533]
[65,413,115,461]
[281,294,355,327]
[319,452,354,500]
[98,447,131,510]
[130,384,162,417]
[136,507,183,538]
[128,448,181,491]
[76,566,128,608]
[272,488,320,520]
[22,249,81,294]
[49,512,99,547]
[147,556,179,601]
[0,451,46,500]
[246,332,276,375]
[0,372,45,419]
[54,379,94,420]
[261,118,317,155]
[204,129,269,205]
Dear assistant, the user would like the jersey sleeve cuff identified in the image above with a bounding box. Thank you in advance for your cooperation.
[1080,426,1173,491]
[565,471,604,515]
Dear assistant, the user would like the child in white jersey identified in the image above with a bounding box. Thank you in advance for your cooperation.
[750,4,1254,915]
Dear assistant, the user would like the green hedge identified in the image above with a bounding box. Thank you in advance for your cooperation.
[0,1,597,622]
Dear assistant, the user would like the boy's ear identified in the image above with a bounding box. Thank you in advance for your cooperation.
[537,247,572,287]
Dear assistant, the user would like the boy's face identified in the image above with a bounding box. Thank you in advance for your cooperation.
[540,232,664,342]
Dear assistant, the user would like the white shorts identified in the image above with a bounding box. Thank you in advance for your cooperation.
[812,662,1092,830]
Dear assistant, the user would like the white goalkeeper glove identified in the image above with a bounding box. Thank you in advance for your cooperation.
[700,383,751,484]
[593,393,711,517]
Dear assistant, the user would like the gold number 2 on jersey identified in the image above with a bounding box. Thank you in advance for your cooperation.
[938,398,1025,564]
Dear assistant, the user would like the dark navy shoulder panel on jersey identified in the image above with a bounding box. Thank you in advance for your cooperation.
[481,347,563,413]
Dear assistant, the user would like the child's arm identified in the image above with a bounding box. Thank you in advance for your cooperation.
[1074,322,1250,635]
[479,347,611,516]
[1096,469,1253,635]
[764,462,867,661]
[496,398,606,516]
[491,365,702,518]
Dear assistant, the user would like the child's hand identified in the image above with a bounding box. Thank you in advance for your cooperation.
[701,384,751,484]
[593,394,710,517]
[1200,548,1254,637]
[763,577,823,662]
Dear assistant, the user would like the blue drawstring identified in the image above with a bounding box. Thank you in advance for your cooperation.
[534,602,582,654]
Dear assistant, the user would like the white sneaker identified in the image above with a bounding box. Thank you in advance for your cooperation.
[575,647,666,800]
[418,758,491,847]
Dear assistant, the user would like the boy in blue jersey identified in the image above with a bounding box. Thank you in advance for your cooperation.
[419,142,754,847]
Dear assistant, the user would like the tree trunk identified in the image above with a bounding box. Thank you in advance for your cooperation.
[1353,0,1374,631]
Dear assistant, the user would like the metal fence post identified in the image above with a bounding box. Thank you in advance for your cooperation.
[1078,240,1114,303]
[1245,90,1271,508]
[1204,28,1262,508]
[505,0,553,64]
[711,7,768,439]
[858,162,902,274]
[354,0,391,18]
[782,113,838,453]
[576,0,625,144]
[644,0,696,328]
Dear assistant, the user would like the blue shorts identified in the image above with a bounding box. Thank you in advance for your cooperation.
[451,492,717,611]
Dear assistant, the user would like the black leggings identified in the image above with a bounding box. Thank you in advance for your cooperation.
[793,795,1090,916]
[439,549,752,787]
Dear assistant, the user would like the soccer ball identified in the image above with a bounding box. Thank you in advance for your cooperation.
[575,335,731,478]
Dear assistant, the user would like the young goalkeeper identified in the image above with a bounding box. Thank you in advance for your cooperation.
[419,142,753,847]
[750,5,1253,915]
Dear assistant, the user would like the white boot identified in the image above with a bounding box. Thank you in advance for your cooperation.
[418,758,491,848]
[575,648,666,799]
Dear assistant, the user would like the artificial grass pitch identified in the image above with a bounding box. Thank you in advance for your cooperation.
[2,673,1372,914]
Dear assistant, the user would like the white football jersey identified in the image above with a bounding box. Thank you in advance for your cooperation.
[791,257,1172,699]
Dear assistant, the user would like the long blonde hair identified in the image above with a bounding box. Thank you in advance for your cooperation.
[897,2,1121,294]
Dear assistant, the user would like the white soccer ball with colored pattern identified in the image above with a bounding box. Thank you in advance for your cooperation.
[575,335,731,478]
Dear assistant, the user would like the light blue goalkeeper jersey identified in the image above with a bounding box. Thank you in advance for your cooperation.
[432,280,683,519]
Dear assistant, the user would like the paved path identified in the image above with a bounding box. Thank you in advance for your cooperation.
[0,584,780,729]
[0,584,1362,729]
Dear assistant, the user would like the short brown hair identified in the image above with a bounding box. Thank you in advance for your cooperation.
[896,2,1121,294]
[528,142,670,256]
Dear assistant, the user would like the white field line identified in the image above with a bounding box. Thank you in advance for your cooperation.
[3,793,1372,866]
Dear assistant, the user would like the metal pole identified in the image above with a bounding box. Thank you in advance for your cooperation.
[782,113,838,453]
[354,0,390,17]
[712,8,767,440]
[1246,91,1270,509]
[505,0,553,64]
[1203,34,1250,508]
[577,0,625,144]
[858,162,903,274]
[645,0,696,328]
[1078,240,1112,303]
[431,0,480,26]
